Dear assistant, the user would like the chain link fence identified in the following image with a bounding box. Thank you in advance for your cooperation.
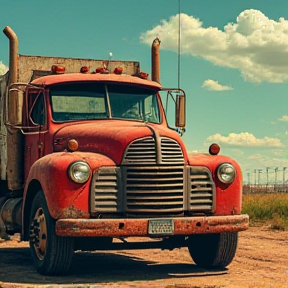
[243,184,288,194]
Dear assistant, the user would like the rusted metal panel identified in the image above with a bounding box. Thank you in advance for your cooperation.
[23,151,116,223]
[0,197,22,232]
[0,72,22,188]
[3,27,25,190]
[18,55,140,83]
[55,214,249,237]
[0,73,8,181]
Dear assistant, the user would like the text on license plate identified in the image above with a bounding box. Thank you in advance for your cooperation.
[148,219,174,235]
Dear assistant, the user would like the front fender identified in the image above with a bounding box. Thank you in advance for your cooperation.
[24,152,115,219]
[188,153,243,215]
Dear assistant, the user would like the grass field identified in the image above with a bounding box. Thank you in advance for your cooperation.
[242,192,288,230]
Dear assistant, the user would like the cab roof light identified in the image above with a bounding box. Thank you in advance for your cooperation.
[51,65,65,74]
[95,67,104,73]
[114,67,123,75]
[80,66,89,73]
[138,72,149,80]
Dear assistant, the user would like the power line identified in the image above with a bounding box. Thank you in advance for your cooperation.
[178,0,181,89]
[247,167,288,184]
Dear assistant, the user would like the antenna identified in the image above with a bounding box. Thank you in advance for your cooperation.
[178,0,181,89]
[109,52,113,72]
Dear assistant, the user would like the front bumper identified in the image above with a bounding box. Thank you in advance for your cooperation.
[55,214,249,237]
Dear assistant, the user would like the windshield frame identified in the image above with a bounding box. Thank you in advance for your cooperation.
[49,82,161,124]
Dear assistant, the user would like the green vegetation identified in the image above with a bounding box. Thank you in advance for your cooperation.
[242,193,288,230]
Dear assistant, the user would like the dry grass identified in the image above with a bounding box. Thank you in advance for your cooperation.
[242,192,288,230]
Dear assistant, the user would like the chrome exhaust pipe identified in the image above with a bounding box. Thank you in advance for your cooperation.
[151,37,160,84]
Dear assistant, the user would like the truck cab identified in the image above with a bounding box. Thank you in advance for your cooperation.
[0,26,248,275]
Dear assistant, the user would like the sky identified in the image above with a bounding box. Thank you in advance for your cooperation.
[1,0,288,184]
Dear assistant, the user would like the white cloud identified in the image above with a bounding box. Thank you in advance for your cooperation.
[205,132,284,147]
[140,10,288,83]
[278,115,288,121]
[230,148,244,156]
[247,153,264,161]
[0,62,8,75]
[202,79,233,91]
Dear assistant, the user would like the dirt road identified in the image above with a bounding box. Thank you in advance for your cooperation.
[0,226,287,288]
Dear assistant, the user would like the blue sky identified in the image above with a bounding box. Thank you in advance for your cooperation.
[1,0,288,184]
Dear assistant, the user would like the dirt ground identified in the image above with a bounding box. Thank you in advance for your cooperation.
[0,226,287,288]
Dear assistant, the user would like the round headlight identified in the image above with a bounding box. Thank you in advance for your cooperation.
[68,161,91,183]
[217,163,236,184]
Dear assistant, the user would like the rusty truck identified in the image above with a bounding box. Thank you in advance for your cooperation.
[0,26,249,275]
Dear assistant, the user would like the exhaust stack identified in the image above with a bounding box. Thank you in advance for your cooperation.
[151,37,160,84]
[3,26,23,191]
[3,26,18,85]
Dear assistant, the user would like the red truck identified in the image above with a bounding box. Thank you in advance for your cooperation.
[0,26,249,275]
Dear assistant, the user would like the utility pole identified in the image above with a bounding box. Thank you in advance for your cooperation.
[275,167,278,184]
[283,167,287,184]
[257,169,262,185]
[254,169,257,185]
[247,172,250,185]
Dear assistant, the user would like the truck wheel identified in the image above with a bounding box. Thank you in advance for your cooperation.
[29,191,74,275]
[187,232,238,268]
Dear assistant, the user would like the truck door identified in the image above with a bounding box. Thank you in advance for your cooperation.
[24,90,47,180]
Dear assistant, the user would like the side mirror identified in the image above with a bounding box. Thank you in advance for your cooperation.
[176,94,185,128]
[8,88,23,126]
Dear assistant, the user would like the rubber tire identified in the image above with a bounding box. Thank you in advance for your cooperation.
[29,191,74,275]
[187,232,238,268]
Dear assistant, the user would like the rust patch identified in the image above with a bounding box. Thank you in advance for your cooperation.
[55,214,249,237]
[59,205,89,219]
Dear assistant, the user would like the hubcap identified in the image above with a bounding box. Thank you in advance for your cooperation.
[29,207,47,260]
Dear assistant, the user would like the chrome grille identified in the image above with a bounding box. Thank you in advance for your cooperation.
[123,136,156,164]
[189,167,214,212]
[91,165,215,216]
[91,135,186,216]
[125,166,184,214]
[161,137,184,164]
[123,136,184,164]
[91,167,119,212]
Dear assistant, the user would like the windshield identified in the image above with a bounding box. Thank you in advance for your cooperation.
[50,82,160,123]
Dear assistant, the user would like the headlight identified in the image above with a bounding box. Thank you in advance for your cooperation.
[68,161,91,183]
[217,163,236,184]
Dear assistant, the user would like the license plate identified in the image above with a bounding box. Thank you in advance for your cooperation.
[148,219,174,235]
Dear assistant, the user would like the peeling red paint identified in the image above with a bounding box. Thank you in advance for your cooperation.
[60,205,90,219]
[23,151,115,219]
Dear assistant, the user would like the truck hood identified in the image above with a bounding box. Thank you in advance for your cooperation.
[188,153,242,175]
[53,121,184,164]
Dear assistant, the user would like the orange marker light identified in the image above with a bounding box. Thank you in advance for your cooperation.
[96,67,104,73]
[51,65,65,74]
[139,72,149,79]
[114,67,123,75]
[209,143,220,155]
[67,139,79,152]
[80,66,89,73]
